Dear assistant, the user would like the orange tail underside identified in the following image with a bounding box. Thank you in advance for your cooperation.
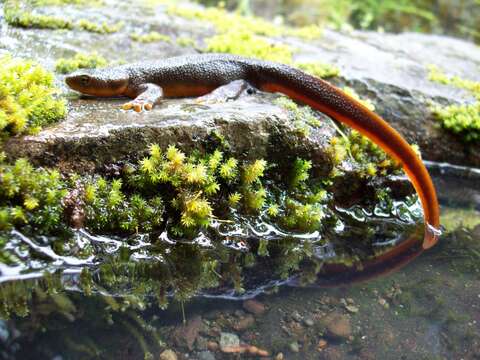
[261,82,440,250]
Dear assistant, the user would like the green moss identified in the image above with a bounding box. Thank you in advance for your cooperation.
[206,30,293,64]
[176,36,196,47]
[168,3,323,41]
[130,31,172,43]
[431,103,480,142]
[55,52,108,74]
[4,2,73,29]
[0,158,68,235]
[295,61,340,78]
[168,3,324,63]
[76,19,123,34]
[0,54,66,138]
[427,65,480,143]
[4,0,121,33]
[428,65,480,99]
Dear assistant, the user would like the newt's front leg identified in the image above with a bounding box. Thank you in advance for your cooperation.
[123,83,163,112]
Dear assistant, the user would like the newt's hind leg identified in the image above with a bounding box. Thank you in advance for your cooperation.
[122,83,163,112]
[196,80,256,104]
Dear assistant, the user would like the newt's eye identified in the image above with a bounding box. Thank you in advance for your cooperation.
[80,75,90,86]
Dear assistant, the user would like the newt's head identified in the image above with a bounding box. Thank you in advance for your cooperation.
[65,67,129,97]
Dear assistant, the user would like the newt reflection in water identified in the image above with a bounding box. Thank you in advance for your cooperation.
[65,54,440,250]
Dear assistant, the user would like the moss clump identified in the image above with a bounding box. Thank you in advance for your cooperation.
[76,19,123,34]
[176,36,196,47]
[427,65,480,143]
[4,0,121,33]
[274,97,323,137]
[205,30,293,64]
[130,31,172,43]
[83,178,164,233]
[428,65,480,99]
[55,52,108,74]
[0,55,66,138]
[4,2,73,29]
[431,103,480,143]
[0,158,68,235]
[169,3,326,64]
[296,61,340,79]
[168,3,323,41]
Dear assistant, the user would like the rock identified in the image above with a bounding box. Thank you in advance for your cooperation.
[219,332,240,352]
[173,315,202,350]
[304,318,314,327]
[3,8,479,168]
[233,314,255,331]
[317,338,328,350]
[289,341,300,353]
[159,349,177,360]
[243,299,266,316]
[195,336,209,351]
[197,351,216,360]
[323,312,352,340]
[345,305,359,314]
[207,341,219,352]
[275,353,285,360]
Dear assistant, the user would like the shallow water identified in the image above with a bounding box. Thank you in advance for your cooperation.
[0,162,479,360]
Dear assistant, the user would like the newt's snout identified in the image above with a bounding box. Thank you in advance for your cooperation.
[65,70,129,97]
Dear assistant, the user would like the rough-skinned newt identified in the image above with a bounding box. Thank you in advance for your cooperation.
[65,53,441,249]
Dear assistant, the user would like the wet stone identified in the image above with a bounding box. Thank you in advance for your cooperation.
[196,351,216,360]
[219,332,240,351]
[159,349,177,360]
[323,312,352,340]
[243,299,266,316]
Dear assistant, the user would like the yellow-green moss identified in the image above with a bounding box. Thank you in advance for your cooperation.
[205,30,294,64]
[4,0,121,33]
[428,64,480,99]
[4,2,73,29]
[431,102,480,142]
[427,65,480,142]
[168,3,323,41]
[130,31,172,43]
[0,159,67,233]
[55,52,108,74]
[296,61,340,79]
[76,19,123,34]
[176,36,196,47]
[0,55,66,138]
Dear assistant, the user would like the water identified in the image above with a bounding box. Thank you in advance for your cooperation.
[0,162,479,359]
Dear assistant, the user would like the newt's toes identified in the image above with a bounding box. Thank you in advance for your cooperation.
[144,103,153,111]
[122,102,133,110]
[133,103,142,112]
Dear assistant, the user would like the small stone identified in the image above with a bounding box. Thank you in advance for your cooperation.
[243,299,266,316]
[233,314,255,331]
[289,341,300,353]
[291,311,302,322]
[256,349,270,357]
[195,336,209,350]
[346,298,355,304]
[324,312,352,340]
[304,318,314,327]
[197,351,216,360]
[219,332,240,352]
[378,298,390,309]
[275,353,285,360]
[207,341,219,351]
[172,315,202,350]
[159,349,177,360]
[345,305,359,313]
[317,338,328,350]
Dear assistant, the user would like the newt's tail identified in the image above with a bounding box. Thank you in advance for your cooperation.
[258,66,440,249]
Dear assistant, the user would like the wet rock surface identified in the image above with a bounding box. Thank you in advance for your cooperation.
[1,0,479,168]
